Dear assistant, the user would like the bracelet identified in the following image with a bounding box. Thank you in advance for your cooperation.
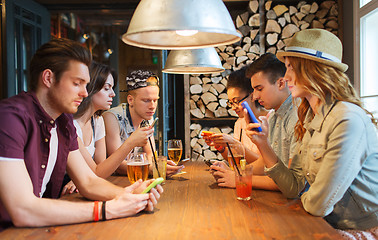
[215,146,225,153]
[93,201,99,222]
[101,201,107,221]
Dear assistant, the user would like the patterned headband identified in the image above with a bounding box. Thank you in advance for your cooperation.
[122,70,159,92]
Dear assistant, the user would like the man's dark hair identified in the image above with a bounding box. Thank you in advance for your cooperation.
[227,66,253,95]
[74,61,117,118]
[245,53,286,84]
[29,38,92,91]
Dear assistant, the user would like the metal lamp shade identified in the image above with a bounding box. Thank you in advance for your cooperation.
[122,0,241,50]
[162,48,224,74]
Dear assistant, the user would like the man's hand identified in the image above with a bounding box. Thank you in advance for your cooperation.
[128,126,154,148]
[130,179,164,212]
[107,179,164,219]
[245,113,269,146]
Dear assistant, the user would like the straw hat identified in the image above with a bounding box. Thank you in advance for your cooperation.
[276,29,348,72]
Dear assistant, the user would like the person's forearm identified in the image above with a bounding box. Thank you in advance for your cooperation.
[11,197,95,227]
[245,147,259,163]
[75,174,124,201]
[252,175,279,191]
[255,140,279,168]
[96,140,135,178]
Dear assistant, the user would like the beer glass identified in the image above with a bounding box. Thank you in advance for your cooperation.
[227,142,245,170]
[126,152,149,184]
[168,139,182,164]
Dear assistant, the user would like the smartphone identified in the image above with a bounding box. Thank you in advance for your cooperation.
[150,117,159,128]
[241,101,262,132]
[201,131,214,137]
[177,158,190,166]
[141,177,164,194]
[204,159,212,167]
[204,159,218,167]
[140,119,149,128]
[140,118,158,128]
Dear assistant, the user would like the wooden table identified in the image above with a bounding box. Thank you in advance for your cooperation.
[0,162,341,240]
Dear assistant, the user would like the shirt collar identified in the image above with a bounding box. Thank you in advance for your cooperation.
[304,96,337,132]
[28,91,72,128]
[275,94,293,117]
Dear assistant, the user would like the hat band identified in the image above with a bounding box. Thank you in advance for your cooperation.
[286,46,341,63]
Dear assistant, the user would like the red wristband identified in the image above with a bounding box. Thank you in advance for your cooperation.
[93,201,99,222]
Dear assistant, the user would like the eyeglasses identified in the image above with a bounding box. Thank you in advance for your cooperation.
[226,94,249,108]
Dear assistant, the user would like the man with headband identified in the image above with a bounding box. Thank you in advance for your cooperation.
[103,70,183,176]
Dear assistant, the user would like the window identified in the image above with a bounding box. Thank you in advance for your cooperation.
[355,0,378,119]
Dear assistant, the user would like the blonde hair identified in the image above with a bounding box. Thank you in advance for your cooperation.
[288,56,377,141]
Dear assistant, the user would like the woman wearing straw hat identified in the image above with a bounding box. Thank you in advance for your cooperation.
[245,29,378,237]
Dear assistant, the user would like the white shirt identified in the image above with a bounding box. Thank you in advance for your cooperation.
[73,116,106,157]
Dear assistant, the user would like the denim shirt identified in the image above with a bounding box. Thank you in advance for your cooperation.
[268,94,298,166]
[105,103,153,144]
[266,98,378,230]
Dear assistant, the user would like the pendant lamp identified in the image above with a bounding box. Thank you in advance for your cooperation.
[122,0,241,50]
[162,48,224,74]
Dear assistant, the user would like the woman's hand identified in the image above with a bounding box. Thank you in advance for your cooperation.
[210,133,237,146]
[60,180,78,196]
[209,161,236,188]
[166,160,184,177]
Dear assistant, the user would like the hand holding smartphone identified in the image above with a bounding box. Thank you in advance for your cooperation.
[140,118,159,128]
[241,101,262,132]
[177,158,190,166]
[141,177,164,194]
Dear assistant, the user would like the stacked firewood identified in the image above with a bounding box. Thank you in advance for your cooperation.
[264,0,339,54]
[190,0,339,161]
[190,125,234,162]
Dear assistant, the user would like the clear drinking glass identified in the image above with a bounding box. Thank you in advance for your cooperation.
[126,152,149,184]
[227,142,245,170]
[168,139,182,164]
[235,164,253,201]
[153,156,167,180]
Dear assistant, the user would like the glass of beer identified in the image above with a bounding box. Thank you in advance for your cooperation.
[168,139,182,164]
[126,152,149,184]
[227,142,245,170]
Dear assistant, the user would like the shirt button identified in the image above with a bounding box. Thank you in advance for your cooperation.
[50,120,54,124]
[45,138,49,142]
[39,120,43,124]
[306,172,310,176]
[313,152,317,157]
[41,164,46,169]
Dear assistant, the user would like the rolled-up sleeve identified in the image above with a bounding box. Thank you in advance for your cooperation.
[265,153,306,198]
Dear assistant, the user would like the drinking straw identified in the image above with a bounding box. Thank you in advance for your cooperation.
[226,143,241,176]
[148,137,161,177]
